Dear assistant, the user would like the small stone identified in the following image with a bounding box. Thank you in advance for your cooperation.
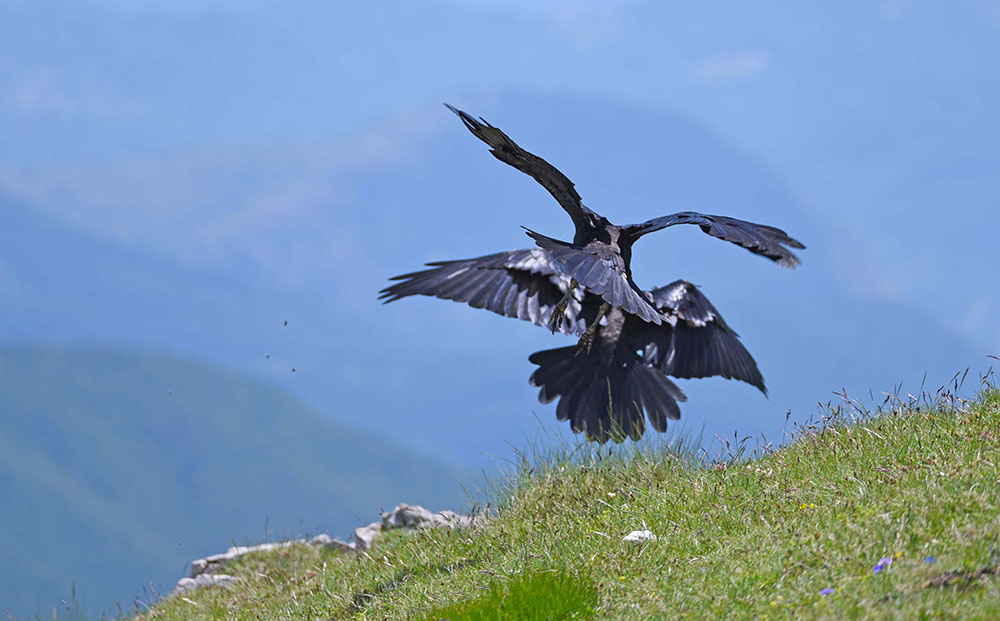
[354,521,382,551]
[381,503,482,531]
[175,573,238,594]
[189,559,209,578]
[310,533,355,552]
[382,503,435,530]
[431,509,479,529]
[189,540,305,577]
[623,530,657,542]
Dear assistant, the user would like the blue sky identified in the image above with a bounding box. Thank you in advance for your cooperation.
[2,0,999,462]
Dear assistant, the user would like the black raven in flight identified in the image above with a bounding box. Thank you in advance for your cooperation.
[444,104,805,338]
[380,248,765,442]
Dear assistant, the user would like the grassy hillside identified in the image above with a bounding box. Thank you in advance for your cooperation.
[0,346,466,618]
[144,384,1000,619]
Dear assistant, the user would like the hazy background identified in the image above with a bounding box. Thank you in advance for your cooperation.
[2,0,998,616]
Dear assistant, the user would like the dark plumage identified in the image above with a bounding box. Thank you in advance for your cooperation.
[379,106,803,442]
[380,248,764,442]
[446,104,805,326]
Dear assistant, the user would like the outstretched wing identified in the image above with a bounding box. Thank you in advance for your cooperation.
[379,248,594,336]
[524,228,663,325]
[625,211,805,267]
[446,104,594,233]
[642,280,766,394]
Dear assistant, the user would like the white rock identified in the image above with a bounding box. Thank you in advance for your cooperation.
[353,521,382,551]
[310,533,355,552]
[382,503,435,529]
[381,503,482,531]
[431,509,479,530]
[623,530,657,542]
[189,540,304,578]
[176,503,485,594]
[175,573,238,593]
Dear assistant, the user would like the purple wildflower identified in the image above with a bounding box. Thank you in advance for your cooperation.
[924,555,936,563]
[820,587,834,596]
[873,557,892,573]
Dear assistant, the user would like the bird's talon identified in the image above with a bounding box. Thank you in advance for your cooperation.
[548,279,578,334]
[575,301,610,356]
[549,305,567,333]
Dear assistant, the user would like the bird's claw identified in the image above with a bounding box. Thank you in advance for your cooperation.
[576,329,596,356]
[549,279,578,334]
[549,301,569,334]
[575,301,609,356]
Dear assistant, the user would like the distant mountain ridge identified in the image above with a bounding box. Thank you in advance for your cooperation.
[0,193,268,356]
[0,345,466,617]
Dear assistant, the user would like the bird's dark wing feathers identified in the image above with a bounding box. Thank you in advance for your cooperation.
[524,228,663,325]
[379,248,592,336]
[641,280,766,394]
[445,104,593,233]
[625,211,805,268]
[648,279,734,331]
[529,346,685,443]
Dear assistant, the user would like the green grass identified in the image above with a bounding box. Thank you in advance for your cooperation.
[143,385,1000,619]
[421,570,598,620]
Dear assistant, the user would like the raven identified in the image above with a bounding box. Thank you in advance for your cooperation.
[380,248,764,442]
[445,104,805,337]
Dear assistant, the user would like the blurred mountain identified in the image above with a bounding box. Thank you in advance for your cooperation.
[0,194,264,355]
[0,345,466,617]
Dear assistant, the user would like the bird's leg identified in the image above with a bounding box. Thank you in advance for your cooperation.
[548,279,579,333]
[576,302,611,355]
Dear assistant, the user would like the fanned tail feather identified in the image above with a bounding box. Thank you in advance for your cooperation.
[528,346,685,443]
